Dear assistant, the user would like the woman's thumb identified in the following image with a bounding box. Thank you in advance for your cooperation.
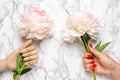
[89,45,103,58]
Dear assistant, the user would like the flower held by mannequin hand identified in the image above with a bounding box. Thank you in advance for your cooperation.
[19,8,53,40]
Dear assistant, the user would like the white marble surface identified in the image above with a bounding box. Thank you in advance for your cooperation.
[0,0,120,80]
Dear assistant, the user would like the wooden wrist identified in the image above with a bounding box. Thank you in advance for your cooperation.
[0,59,9,72]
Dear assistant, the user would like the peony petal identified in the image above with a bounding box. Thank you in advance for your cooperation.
[19,8,53,40]
[69,29,83,37]
[64,11,98,42]
[63,32,76,43]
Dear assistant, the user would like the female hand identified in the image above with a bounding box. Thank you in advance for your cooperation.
[5,39,38,70]
[83,45,120,77]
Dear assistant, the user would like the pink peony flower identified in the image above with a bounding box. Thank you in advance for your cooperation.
[63,11,98,43]
[19,8,53,40]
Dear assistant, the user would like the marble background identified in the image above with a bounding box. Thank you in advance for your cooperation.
[0,0,120,80]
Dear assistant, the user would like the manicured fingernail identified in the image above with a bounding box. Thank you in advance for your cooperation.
[89,43,93,48]
[91,67,95,71]
[92,64,97,68]
[88,54,92,58]
[90,60,95,64]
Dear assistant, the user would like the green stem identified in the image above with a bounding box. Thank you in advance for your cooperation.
[14,75,19,80]
[81,36,90,52]
[92,71,96,80]
[81,35,96,80]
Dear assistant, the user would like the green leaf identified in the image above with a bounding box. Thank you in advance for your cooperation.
[13,71,18,80]
[13,74,20,80]
[16,54,23,72]
[13,70,18,74]
[92,41,111,59]
[17,54,23,65]
[95,41,102,50]
[13,54,32,80]
[21,68,32,75]
[18,62,25,74]
[99,42,111,52]
[13,50,33,80]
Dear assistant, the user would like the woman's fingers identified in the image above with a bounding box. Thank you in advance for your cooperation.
[84,64,93,72]
[84,63,97,72]
[83,58,95,64]
[84,63,92,68]
[89,45,103,58]
[22,50,38,57]
[84,63,96,68]
[83,56,97,72]
[20,45,36,53]
[86,68,92,72]
[84,52,93,59]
